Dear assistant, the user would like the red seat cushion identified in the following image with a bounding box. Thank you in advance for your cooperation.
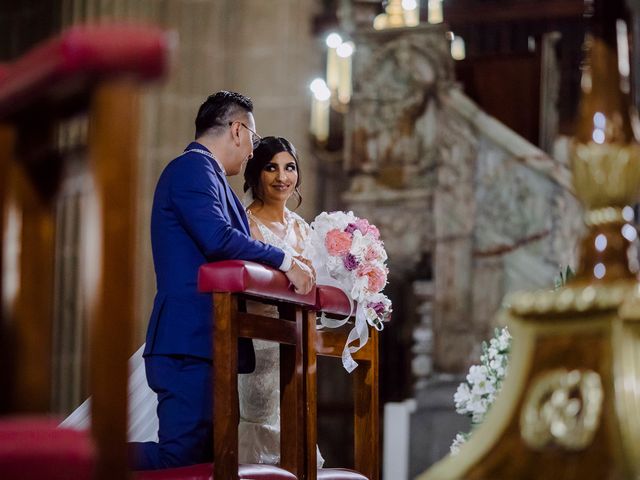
[317,468,369,480]
[0,24,168,119]
[0,416,95,480]
[135,462,297,479]
[198,260,316,306]
[316,285,353,316]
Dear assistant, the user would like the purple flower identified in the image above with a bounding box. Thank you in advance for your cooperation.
[344,223,359,235]
[343,253,359,271]
[369,301,386,316]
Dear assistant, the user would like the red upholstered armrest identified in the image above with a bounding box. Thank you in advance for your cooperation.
[0,416,95,479]
[0,24,169,119]
[316,285,353,317]
[317,468,369,480]
[136,463,298,479]
[198,260,316,306]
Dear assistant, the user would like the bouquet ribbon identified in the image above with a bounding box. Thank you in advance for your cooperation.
[317,276,381,373]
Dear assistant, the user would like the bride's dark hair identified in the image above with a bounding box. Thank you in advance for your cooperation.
[243,136,303,209]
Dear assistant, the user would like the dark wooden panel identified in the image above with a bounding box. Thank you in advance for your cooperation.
[456,53,542,145]
[238,312,298,345]
[444,0,584,25]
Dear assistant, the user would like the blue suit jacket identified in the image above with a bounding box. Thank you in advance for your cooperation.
[144,142,285,373]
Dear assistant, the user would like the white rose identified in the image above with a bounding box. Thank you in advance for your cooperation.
[350,275,369,302]
[349,230,368,260]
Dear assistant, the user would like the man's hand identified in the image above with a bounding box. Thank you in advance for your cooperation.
[285,257,315,295]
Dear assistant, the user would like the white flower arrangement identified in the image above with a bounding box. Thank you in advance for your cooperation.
[449,265,574,454]
[451,326,511,453]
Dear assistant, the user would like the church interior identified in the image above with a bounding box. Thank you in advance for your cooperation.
[2,0,640,479]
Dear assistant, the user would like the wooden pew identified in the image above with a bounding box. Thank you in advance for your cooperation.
[0,25,168,480]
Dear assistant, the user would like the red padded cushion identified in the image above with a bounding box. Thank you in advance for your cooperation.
[316,285,353,316]
[318,468,369,480]
[135,462,297,479]
[198,260,316,306]
[0,24,168,119]
[317,468,368,480]
[0,416,95,479]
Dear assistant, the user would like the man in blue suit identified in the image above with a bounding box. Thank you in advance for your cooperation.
[130,91,314,469]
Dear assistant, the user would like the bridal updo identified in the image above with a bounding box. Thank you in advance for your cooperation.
[243,136,303,208]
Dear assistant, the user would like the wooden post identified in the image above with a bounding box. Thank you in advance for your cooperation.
[280,304,305,479]
[214,292,239,480]
[0,120,58,413]
[304,309,318,480]
[0,124,16,414]
[354,327,380,480]
[88,78,139,480]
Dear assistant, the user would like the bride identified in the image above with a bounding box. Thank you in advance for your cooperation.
[61,136,324,467]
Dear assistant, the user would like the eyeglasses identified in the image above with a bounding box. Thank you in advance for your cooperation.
[229,121,262,149]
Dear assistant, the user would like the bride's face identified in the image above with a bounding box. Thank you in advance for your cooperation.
[258,151,298,204]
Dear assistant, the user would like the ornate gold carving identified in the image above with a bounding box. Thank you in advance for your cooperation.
[584,206,625,227]
[520,369,603,450]
[571,142,640,210]
[506,282,631,317]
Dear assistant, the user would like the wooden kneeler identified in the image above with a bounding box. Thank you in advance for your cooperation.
[305,286,381,480]
[198,260,317,480]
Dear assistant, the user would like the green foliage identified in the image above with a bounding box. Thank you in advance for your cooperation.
[554,265,575,290]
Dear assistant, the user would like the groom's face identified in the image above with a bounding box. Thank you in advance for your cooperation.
[228,113,257,176]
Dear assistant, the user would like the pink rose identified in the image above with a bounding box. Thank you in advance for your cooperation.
[367,224,380,240]
[357,264,387,293]
[325,229,353,256]
[365,245,379,262]
[355,218,370,235]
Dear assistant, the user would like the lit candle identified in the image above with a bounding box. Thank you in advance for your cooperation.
[336,42,354,104]
[327,47,340,91]
[325,33,342,91]
[402,0,420,26]
[450,35,466,60]
[428,0,443,24]
[310,78,331,142]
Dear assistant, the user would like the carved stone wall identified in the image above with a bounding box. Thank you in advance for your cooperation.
[342,22,583,375]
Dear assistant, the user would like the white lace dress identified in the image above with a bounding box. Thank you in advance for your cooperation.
[61,208,324,467]
[240,208,324,467]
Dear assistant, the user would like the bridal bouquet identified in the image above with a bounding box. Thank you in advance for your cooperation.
[304,211,392,372]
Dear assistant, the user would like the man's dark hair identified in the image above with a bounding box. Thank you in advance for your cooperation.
[195,91,253,139]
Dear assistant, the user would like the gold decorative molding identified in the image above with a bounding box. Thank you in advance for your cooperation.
[520,368,603,450]
[506,283,632,317]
